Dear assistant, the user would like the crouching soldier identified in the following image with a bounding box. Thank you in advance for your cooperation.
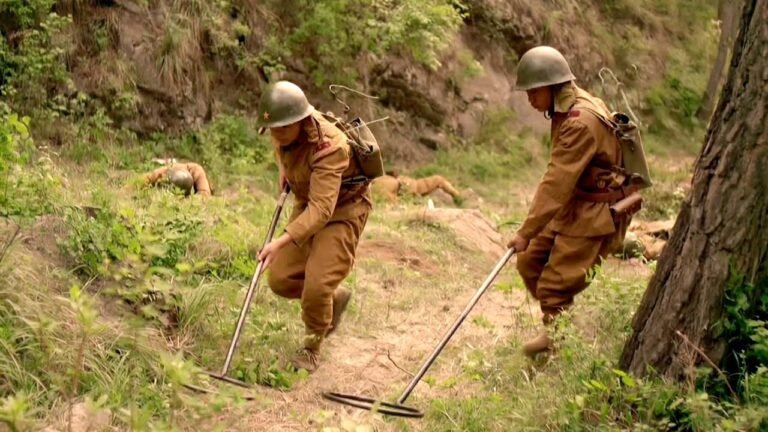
[144,162,214,197]
[506,46,640,357]
[256,81,372,372]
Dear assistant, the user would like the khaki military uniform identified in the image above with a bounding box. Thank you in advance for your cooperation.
[267,112,372,350]
[145,163,213,196]
[516,83,626,317]
[372,174,460,202]
[371,175,401,202]
[399,175,460,199]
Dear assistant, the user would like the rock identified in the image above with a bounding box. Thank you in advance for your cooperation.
[371,64,448,127]
[428,189,457,207]
[410,208,504,258]
[418,132,450,150]
[67,402,111,432]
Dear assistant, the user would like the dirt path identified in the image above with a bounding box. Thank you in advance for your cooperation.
[202,206,653,431]
[227,225,532,431]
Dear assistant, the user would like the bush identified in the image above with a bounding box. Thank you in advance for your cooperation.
[63,191,204,277]
[0,109,60,217]
[0,11,71,113]
[269,0,464,85]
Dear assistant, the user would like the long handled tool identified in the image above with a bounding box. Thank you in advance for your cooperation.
[321,247,516,418]
[184,185,290,393]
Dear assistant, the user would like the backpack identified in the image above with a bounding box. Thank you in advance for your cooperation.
[320,111,385,184]
[576,103,653,189]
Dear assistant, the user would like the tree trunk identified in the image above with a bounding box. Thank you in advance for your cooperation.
[619,0,768,378]
[696,0,741,121]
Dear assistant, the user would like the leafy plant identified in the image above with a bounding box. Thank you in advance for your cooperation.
[0,12,71,113]
[63,191,204,277]
[274,0,464,86]
[0,111,60,217]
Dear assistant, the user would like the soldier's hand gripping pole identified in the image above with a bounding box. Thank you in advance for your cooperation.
[322,247,517,417]
[208,184,291,387]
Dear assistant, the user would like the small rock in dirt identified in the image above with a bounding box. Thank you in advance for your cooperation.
[68,402,111,432]
[428,189,457,207]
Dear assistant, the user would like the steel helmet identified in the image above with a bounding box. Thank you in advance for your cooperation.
[257,81,314,128]
[166,167,194,195]
[515,46,576,91]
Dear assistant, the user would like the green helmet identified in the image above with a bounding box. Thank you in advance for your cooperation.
[621,232,645,258]
[515,46,576,91]
[257,81,314,128]
[166,167,194,195]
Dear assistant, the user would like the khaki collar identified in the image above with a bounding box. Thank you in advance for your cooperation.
[553,81,578,113]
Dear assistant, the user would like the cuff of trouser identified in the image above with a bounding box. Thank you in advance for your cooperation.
[303,332,324,351]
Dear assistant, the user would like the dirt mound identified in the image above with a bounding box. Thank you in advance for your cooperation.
[357,239,439,274]
[408,208,505,258]
[2,216,72,272]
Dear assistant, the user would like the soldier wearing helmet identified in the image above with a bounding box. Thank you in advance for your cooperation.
[506,46,631,357]
[144,162,213,197]
[256,81,371,373]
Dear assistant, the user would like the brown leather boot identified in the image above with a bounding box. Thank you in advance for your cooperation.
[326,287,352,337]
[522,329,552,357]
[290,347,320,372]
[290,333,323,373]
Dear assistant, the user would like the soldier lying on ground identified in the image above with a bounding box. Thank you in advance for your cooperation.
[621,220,673,261]
[144,162,214,197]
[371,172,461,203]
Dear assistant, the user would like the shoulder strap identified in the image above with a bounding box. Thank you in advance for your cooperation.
[573,97,617,131]
[572,99,625,172]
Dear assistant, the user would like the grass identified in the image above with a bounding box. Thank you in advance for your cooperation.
[1,0,757,429]
[3,115,764,430]
[413,263,649,431]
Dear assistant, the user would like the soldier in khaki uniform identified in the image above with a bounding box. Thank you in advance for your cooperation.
[256,81,372,372]
[507,46,635,356]
[398,174,461,201]
[144,162,214,197]
[372,173,461,203]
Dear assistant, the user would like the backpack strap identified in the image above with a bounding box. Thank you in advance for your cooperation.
[572,99,630,177]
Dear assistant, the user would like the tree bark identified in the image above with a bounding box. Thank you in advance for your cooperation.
[619,0,768,378]
[696,0,742,121]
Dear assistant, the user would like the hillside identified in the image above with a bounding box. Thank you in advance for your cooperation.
[6,1,766,432]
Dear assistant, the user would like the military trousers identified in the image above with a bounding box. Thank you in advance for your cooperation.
[516,227,615,318]
[268,212,368,348]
